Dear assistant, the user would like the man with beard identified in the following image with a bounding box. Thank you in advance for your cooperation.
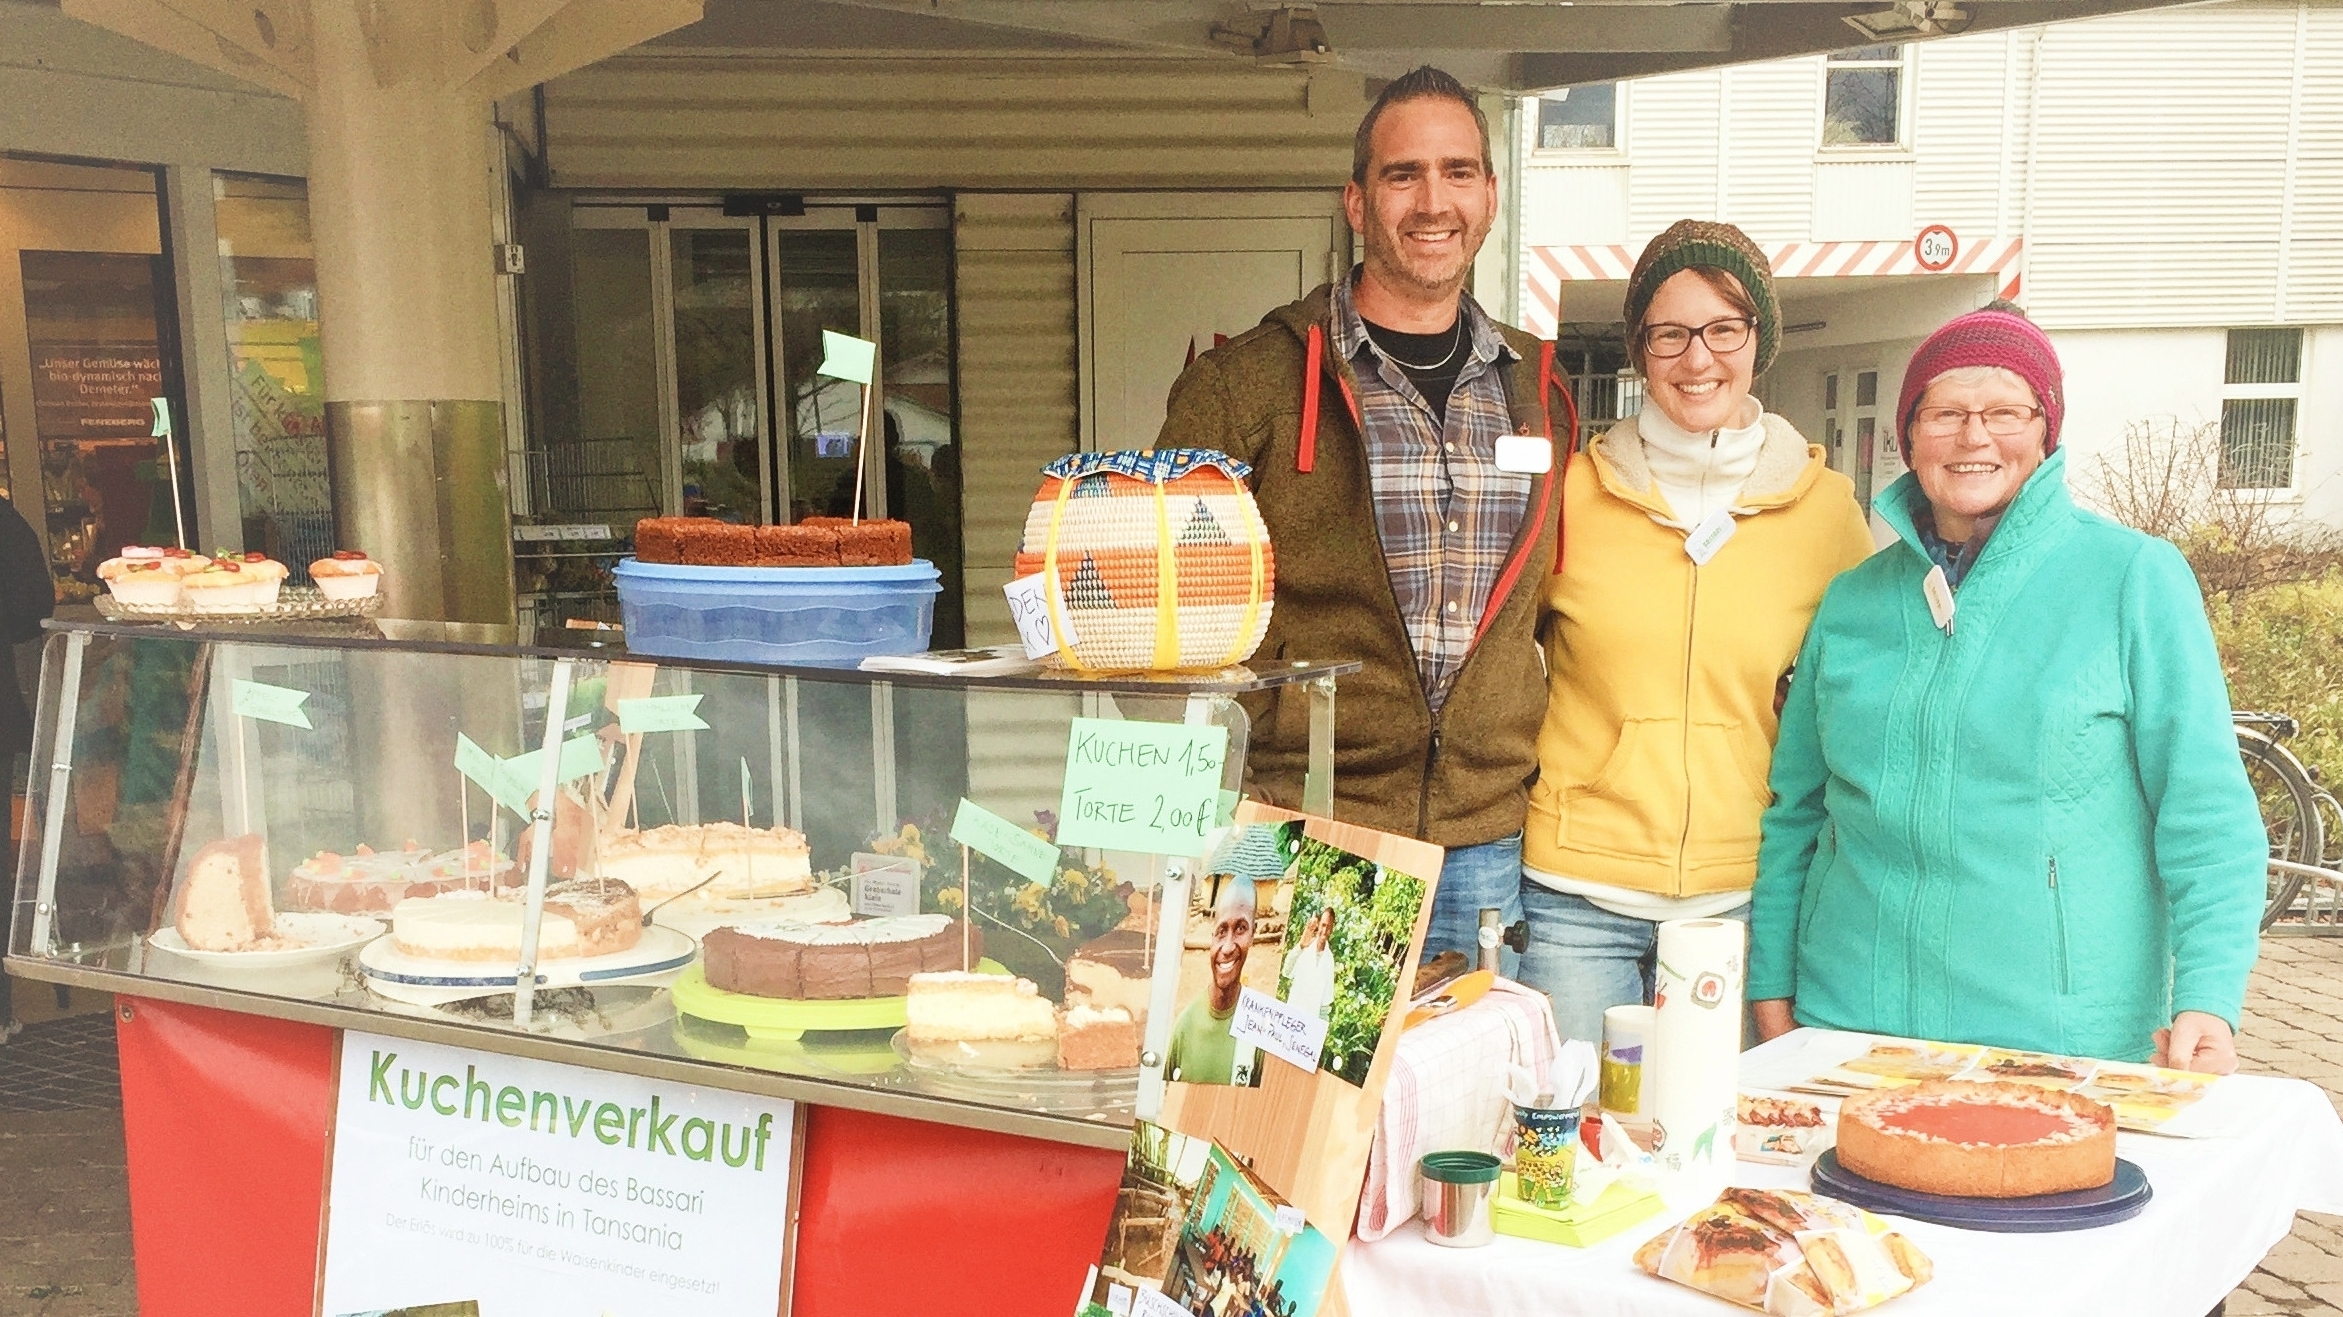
[1156,66,1564,974]
[1166,876,1261,1086]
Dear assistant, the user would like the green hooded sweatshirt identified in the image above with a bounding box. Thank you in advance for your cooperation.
[1749,450,2265,1062]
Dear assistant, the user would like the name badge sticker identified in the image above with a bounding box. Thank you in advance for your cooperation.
[1495,434,1553,474]
[1684,509,1737,566]
[1923,564,1957,633]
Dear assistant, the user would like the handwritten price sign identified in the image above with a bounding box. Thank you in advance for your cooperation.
[1054,717,1229,857]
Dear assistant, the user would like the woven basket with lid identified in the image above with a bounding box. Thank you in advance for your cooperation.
[1012,449,1275,672]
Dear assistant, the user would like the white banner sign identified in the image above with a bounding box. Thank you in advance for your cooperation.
[318,1032,795,1317]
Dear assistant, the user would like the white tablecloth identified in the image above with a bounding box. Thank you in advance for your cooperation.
[1344,1028,2343,1316]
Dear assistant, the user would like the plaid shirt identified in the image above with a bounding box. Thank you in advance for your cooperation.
[1332,276,1529,712]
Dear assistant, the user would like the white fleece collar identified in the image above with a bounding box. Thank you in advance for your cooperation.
[1636,396,1768,529]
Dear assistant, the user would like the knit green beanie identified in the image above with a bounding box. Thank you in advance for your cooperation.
[1623,219,1780,375]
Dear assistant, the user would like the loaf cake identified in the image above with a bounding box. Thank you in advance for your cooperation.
[175,834,282,951]
[1836,1079,2117,1198]
[389,878,643,963]
[632,515,915,568]
[905,971,1060,1069]
[701,913,975,1000]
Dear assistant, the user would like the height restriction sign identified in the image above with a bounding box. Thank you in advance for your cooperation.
[1914,225,1959,272]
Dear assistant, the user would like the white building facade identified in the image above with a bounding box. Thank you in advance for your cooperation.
[1517,0,2343,526]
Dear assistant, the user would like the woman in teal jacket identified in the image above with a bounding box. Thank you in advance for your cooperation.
[1748,308,2265,1070]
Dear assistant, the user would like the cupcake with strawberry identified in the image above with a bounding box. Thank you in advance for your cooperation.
[182,551,290,611]
[309,549,385,601]
[97,546,211,606]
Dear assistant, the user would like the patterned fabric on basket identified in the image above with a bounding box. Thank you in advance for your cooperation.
[1014,449,1275,672]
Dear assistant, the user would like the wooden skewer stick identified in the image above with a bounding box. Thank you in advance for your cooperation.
[961,843,973,971]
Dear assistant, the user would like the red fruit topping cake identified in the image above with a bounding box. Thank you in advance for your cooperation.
[1836,1079,2117,1199]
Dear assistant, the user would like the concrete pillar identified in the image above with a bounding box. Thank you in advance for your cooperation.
[59,0,703,622]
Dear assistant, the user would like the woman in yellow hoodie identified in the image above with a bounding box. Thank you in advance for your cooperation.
[1519,220,1873,1044]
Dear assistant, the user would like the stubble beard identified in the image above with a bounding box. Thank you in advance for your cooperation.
[1363,206,1489,302]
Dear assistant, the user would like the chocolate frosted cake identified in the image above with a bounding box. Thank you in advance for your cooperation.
[1065,928,1154,1016]
[703,914,979,1000]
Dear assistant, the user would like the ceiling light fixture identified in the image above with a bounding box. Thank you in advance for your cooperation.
[1842,2,1973,40]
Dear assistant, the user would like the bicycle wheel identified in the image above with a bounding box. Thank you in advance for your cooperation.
[2238,725,2322,930]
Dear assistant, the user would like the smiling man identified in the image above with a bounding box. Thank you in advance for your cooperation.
[1165,876,1262,1087]
[1156,67,1565,973]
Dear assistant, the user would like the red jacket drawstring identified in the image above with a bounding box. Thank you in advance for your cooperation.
[1299,324,1323,473]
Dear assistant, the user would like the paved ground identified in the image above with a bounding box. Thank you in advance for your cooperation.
[1,945,2340,1315]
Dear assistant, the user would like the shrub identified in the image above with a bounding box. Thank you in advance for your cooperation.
[2206,576,2343,790]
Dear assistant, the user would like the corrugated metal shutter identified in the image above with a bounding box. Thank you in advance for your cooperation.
[2025,5,2296,326]
[543,57,1359,191]
[955,193,1082,820]
[956,192,1078,644]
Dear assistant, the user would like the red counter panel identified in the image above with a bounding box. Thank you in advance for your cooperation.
[115,996,337,1317]
[112,999,1125,1316]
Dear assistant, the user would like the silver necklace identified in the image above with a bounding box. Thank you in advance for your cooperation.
[1369,316,1466,371]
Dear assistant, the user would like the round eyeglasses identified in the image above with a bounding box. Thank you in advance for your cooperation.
[1639,317,1754,359]
[1909,405,2045,439]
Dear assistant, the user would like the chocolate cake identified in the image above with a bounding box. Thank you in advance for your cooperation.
[680,520,758,565]
[634,516,683,563]
[838,519,913,566]
[632,515,912,568]
[1065,928,1154,1016]
[703,914,980,1000]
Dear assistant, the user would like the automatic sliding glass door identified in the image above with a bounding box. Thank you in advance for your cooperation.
[526,197,961,646]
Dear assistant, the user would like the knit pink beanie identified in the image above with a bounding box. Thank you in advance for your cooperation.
[1896,308,2064,458]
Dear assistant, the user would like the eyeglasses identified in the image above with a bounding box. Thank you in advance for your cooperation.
[1640,317,1754,359]
[1909,405,2044,438]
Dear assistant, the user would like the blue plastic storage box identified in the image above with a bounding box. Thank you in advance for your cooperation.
[613,557,941,666]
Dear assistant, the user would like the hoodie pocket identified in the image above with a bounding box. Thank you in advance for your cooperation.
[1560,718,1677,858]
[1689,721,1772,851]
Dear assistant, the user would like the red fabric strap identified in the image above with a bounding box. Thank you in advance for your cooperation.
[1298,323,1323,473]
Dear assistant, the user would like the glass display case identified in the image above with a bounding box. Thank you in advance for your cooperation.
[7,618,1351,1147]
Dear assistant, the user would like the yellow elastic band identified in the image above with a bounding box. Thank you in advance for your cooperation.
[1041,475,1094,673]
[1218,484,1268,669]
[1152,477,1179,669]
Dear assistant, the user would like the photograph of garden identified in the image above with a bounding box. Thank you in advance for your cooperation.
[1277,838,1429,1088]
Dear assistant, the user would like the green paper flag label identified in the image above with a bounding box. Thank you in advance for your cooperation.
[232,679,311,730]
[1217,789,1242,828]
[817,330,876,385]
[502,734,606,799]
[617,694,708,734]
[454,733,529,814]
[1055,718,1230,857]
[950,798,1060,886]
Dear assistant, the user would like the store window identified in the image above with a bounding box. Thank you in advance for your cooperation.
[2221,327,2304,490]
[1823,46,1907,147]
[1537,84,1619,150]
[214,173,328,579]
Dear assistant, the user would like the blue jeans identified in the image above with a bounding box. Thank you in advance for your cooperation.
[1423,834,1523,979]
[1518,884,1750,1045]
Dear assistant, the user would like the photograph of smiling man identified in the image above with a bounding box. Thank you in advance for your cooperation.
[1166,873,1269,1087]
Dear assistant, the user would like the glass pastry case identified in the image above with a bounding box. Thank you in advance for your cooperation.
[6,617,1352,1148]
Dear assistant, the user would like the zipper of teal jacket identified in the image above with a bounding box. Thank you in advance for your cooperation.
[1903,558,1960,1039]
[2049,856,2070,996]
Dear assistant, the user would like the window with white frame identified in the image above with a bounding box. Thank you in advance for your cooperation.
[2221,328,2304,490]
[1822,46,1907,147]
[1537,83,1619,150]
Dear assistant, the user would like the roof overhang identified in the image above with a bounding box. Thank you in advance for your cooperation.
[664,0,2210,91]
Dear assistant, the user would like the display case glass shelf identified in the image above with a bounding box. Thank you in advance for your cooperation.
[7,617,1352,1147]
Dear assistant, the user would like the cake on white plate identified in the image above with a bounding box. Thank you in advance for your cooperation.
[390,878,642,963]
[182,553,289,610]
[175,834,295,951]
[601,821,814,902]
[904,971,1060,1069]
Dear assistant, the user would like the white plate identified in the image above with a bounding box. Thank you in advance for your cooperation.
[149,912,384,968]
[358,924,698,1001]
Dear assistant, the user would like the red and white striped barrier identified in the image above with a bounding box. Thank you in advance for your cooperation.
[1524,236,2025,337]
